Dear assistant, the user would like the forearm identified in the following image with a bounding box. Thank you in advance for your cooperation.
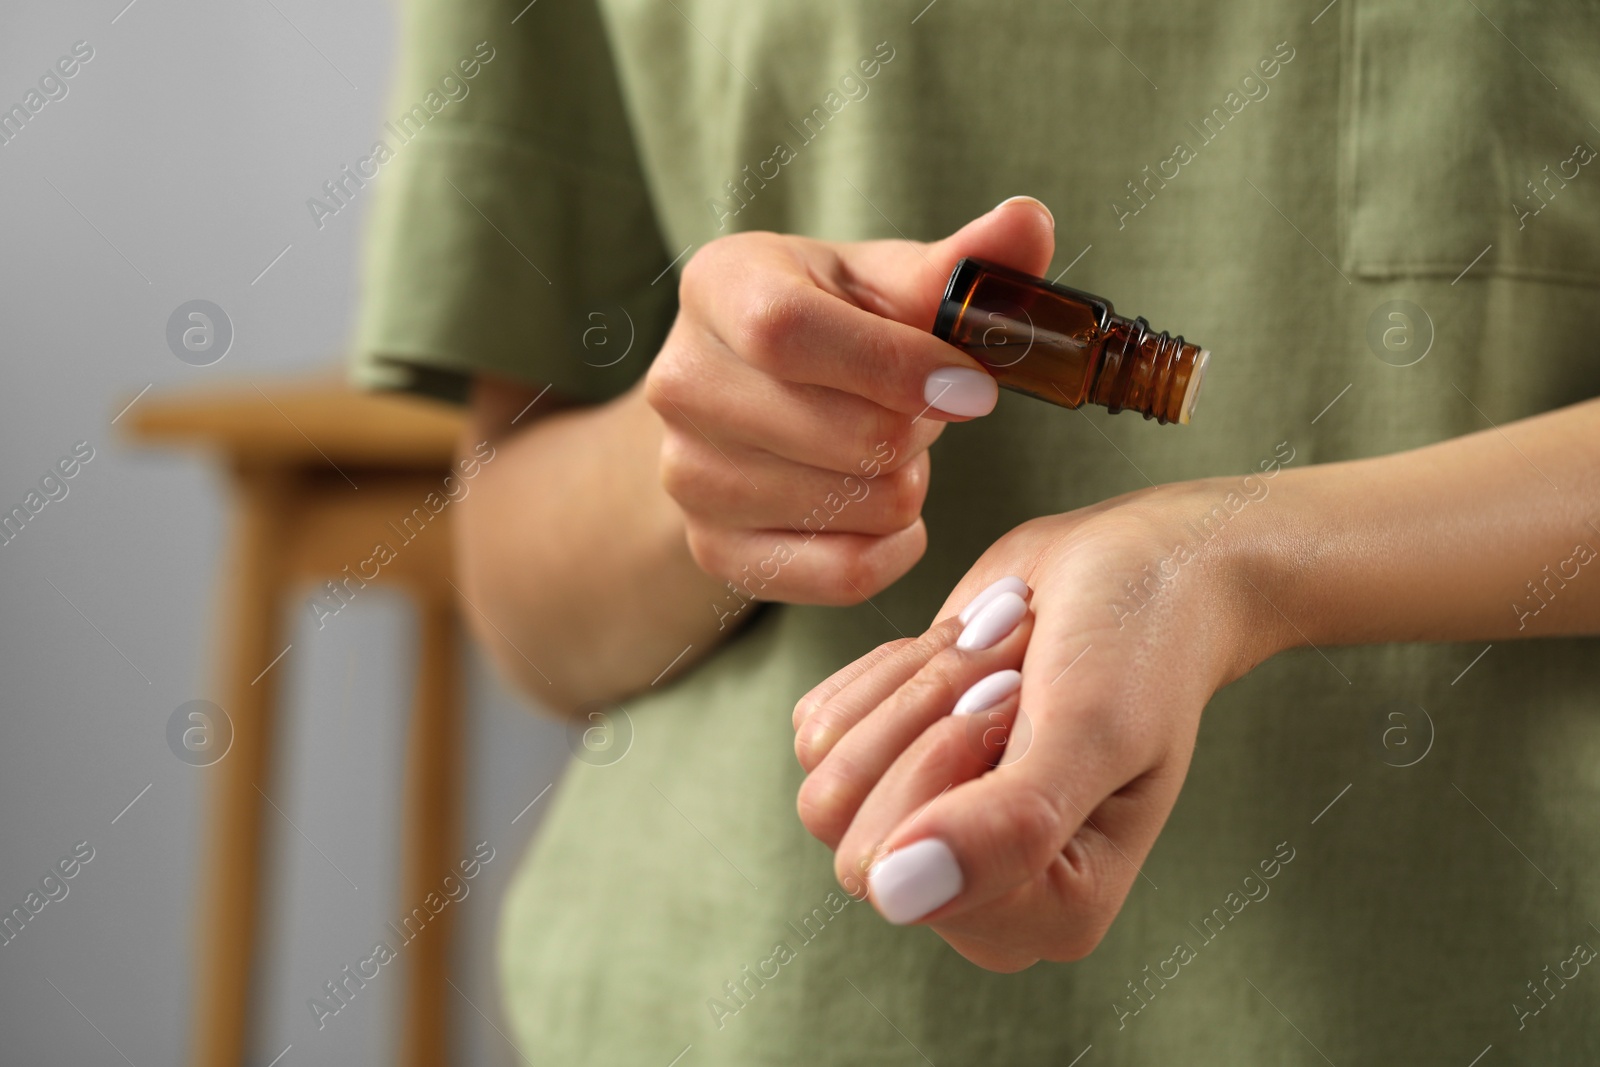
[1235,397,1600,659]
[454,378,739,713]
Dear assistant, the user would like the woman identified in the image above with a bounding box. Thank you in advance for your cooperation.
[355,0,1600,1061]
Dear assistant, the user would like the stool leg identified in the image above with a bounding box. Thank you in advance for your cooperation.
[399,596,462,1067]
[192,470,291,1067]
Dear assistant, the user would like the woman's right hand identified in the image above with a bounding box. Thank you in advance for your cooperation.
[643,196,1055,605]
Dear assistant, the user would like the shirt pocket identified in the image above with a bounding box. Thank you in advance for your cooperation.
[1338,0,1600,285]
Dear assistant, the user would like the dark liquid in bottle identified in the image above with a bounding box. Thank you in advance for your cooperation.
[933,258,1208,424]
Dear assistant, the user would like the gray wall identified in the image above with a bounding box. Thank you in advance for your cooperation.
[0,2,568,1064]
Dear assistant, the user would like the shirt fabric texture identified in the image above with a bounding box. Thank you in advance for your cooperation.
[353,1,1600,1063]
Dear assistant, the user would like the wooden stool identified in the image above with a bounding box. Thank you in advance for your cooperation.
[124,377,468,1067]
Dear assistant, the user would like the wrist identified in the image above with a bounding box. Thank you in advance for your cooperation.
[1205,453,1368,671]
[1135,469,1308,683]
[1215,487,1304,675]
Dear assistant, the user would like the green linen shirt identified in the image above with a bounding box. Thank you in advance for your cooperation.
[354,1,1600,1063]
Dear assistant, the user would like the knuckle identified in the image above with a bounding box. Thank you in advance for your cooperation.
[1005,784,1069,869]
[850,319,901,397]
[795,637,917,728]
[643,347,690,414]
[1037,836,1123,964]
[898,652,966,712]
[824,523,924,604]
[834,550,887,604]
[684,526,734,583]
[910,615,965,657]
[656,431,703,504]
[677,237,729,307]
[877,463,928,530]
[904,726,967,783]
[735,287,811,370]
[860,409,915,474]
[796,767,853,846]
[642,365,671,415]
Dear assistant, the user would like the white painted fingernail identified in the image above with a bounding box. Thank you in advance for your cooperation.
[952,669,1022,716]
[923,367,998,417]
[958,575,1029,625]
[956,591,1028,651]
[868,838,963,924]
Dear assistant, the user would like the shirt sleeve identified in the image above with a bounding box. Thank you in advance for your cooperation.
[351,0,676,403]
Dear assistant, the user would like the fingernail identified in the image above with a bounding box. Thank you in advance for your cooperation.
[994,194,1054,231]
[924,367,998,417]
[952,669,1022,716]
[958,575,1029,625]
[956,590,1028,651]
[868,838,963,924]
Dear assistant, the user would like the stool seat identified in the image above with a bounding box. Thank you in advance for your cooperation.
[125,376,461,466]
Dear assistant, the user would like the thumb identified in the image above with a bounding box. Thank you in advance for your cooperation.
[834,196,1057,330]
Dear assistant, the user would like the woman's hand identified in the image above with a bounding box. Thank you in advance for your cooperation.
[792,391,1600,969]
[791,480,1282,971]
[644,197,1054,606]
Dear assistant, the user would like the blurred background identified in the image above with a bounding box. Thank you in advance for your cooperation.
[0,2,567,1063]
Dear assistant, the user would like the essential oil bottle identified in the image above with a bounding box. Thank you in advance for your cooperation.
[933,258,1210,424]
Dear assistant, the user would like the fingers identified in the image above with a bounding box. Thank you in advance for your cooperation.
[792,573,1034,732]
[663,439,932,537]
[793,576,1031,759]
[693,263,998,419]
[650,199,1055,609]
[797,593,1034,848]
[794,622,955,734]
[824,688,1022,858]
[687,519,928,606]
[683,198,1056,419]
[916,776,1175,960]
[792,636,915,730]
[825,195,1057,331]
[845,634,1180,961]
[795,616,960,770]
[646,336,943,476]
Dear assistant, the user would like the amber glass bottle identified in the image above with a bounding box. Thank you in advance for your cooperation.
[933,258,1210,424]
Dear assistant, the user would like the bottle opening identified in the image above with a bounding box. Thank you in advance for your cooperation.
[1178,348,1210,425]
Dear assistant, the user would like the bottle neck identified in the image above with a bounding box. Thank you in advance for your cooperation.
[1090,314,1210,424]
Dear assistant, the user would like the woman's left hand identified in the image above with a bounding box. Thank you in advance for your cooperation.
[791,481,1285,971]
[793,397,1600,971]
